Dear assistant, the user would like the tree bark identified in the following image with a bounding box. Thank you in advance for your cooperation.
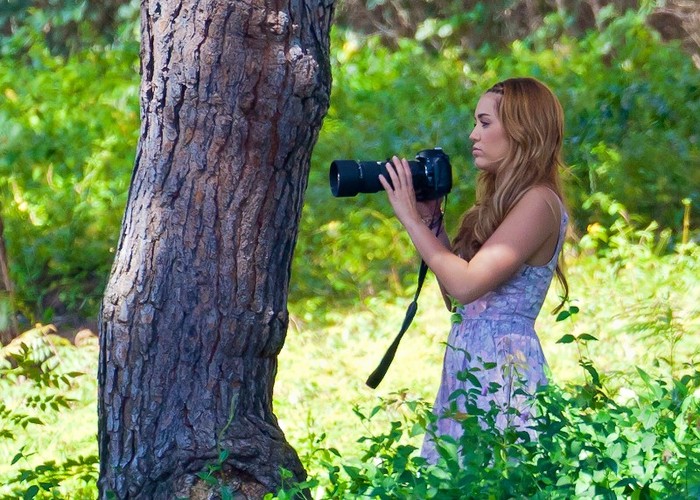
[97,0,334,497]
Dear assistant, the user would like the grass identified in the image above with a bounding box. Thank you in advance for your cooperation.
[0,238,698,497]
[275,240,699,470]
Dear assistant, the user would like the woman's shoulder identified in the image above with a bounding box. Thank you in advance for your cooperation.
[517,184,563,220]
[497,185,562,239]
[523,184,561,202]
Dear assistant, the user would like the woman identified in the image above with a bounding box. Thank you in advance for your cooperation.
[378,77,569,463]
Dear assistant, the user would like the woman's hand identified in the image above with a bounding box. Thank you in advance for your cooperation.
[378,156,422,227]
[379,156,443,228]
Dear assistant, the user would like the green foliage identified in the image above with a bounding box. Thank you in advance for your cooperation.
[295,8,700,307]
[195,449,236,500]
[0,224,696,498]
[494,9,700,232]
[0,326,98,498]
[292,28,478,308]
[0,0,140,57]
[194,392,240,498]
[0,36,139,318]
[0,4,697,315]
[274,230,699,498]
[270,358,700,499]
[0,6,695,497]
[561,207,699,385]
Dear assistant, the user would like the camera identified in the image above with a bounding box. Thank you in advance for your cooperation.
[329,147,452,201]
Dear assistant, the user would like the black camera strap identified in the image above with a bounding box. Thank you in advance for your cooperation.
[366,259,429,389]
[366,205,445,389]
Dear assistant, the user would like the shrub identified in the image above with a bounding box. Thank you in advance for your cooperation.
[0,38,139,318]
[0,4,697,330]
[295,8,700,309]
[270,358,700,499]
[0,325,99,498]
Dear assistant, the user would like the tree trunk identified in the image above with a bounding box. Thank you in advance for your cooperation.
[97,0,334,497]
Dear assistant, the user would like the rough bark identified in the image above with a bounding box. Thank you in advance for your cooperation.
[97,0,334,498]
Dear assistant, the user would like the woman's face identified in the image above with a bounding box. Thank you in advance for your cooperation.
[469,92,509,173]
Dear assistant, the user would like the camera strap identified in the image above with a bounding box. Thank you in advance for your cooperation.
[365,259,429,389]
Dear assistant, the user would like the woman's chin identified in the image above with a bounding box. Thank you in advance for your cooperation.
[474,161,496,174]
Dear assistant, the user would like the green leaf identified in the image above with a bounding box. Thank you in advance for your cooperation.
[39,482,54,491]
[640,432,656,451]
[457,370,482,388]
[11,450,25,464]
[195,471,217,486]
[22,417,44,427]
[557,334,576,344]
[221,487,234,500]
[577,333,598,342]
[636,367,651,383]
[556,311,571,322]
[23,486,39,500]
[614,477,639,488]
[638,408,660,430]
[580,361,601,387]
[343,464,362,480]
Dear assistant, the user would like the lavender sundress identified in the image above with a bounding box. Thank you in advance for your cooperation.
[421,203,568,463]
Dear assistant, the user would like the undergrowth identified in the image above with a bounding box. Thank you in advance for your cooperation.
[270,331,700,499]
[0,326,98,499]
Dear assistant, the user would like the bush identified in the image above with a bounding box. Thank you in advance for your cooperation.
[270,354,700,499]
[294,9,700,308]
[489,8,700,232]
[0,326,99,498]
[0,38,139,318]
[0,4,698,324]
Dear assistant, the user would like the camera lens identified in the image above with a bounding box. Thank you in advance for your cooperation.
[330,160,359,197]
[330,160,384,197]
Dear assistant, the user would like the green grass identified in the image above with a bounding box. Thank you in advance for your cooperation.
[0,239,698,497]
[275,238,699,469]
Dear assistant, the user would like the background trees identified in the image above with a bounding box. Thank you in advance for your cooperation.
[0,0,697,324]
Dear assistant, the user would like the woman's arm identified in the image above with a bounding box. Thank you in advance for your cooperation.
[429,219,454,310]
[409,186,454,311]
[380,157,560,306]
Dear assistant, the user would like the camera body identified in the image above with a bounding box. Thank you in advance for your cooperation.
[329,147,452,201]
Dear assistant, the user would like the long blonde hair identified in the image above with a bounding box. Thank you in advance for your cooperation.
[452,77,569,310]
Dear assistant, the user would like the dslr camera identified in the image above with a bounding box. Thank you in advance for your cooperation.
[329,147,452,201]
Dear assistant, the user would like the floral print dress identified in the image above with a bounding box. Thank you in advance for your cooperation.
[421,204,568,463]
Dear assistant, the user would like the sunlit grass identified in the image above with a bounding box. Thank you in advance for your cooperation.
[276,242,700,469]
[0,242,697,495]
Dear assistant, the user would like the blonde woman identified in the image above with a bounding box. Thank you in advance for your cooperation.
[379,77,569,462]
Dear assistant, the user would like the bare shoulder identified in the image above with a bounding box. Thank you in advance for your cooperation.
[495,185,562,241]
[509,185,561,221]
[523,184,561,205]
